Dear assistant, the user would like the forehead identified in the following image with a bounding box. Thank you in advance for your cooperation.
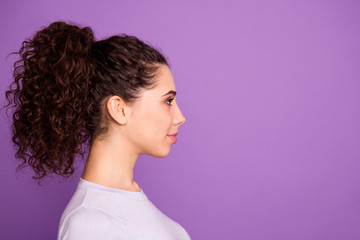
[153,65,175,90]
[132,65,176,108]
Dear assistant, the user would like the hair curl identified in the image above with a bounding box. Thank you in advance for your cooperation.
[1,21,168,184]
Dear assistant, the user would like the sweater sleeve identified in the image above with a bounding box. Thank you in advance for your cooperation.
[58,206,132,240]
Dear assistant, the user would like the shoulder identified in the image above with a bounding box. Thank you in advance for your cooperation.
[58,206,131,240]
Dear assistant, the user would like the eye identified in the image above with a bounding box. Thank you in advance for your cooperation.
[166,97,174,106]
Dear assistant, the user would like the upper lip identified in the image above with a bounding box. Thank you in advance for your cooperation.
[168,132,178,136]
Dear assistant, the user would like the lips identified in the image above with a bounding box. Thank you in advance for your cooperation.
[168,132,178,143]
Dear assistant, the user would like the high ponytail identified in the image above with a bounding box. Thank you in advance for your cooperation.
[2,21,168,184]
[2,21,95,183]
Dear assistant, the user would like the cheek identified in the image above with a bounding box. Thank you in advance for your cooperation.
[130,107,173,156]
[134,111,162,141]
[141,108,172,139]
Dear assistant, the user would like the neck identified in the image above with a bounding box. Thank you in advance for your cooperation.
[81,133,141,192]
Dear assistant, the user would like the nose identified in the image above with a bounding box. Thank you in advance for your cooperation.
[174,103,186,126]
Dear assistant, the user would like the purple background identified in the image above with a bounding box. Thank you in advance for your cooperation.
[1,0,359,239]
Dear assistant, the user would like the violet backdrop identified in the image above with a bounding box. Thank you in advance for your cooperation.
[0,0,359,239]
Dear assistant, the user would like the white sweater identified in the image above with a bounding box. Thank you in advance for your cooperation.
[57,178,191,240]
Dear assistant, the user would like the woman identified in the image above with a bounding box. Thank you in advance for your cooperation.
[3,21,190,239]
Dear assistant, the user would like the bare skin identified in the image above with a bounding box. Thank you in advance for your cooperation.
[81,65,186,192]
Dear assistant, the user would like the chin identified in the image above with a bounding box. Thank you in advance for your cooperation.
[155,150,171,158]
[150,146,171,158]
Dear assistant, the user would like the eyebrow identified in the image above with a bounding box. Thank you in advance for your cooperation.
[162,90,177,97]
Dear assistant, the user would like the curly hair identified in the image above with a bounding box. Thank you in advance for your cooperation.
[1,21,168,184]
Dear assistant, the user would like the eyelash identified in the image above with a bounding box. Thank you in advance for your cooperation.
[166,97,174,106]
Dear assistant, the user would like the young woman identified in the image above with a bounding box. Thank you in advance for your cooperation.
[3,21,190,239]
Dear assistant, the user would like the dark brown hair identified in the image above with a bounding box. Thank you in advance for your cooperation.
[1,21,168,184]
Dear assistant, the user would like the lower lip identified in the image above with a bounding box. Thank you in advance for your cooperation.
[168,135,177,144]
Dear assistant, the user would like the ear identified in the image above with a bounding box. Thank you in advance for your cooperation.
[106,96,130,125]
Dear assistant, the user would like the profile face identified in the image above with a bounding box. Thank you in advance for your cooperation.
[127,64,186,157]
